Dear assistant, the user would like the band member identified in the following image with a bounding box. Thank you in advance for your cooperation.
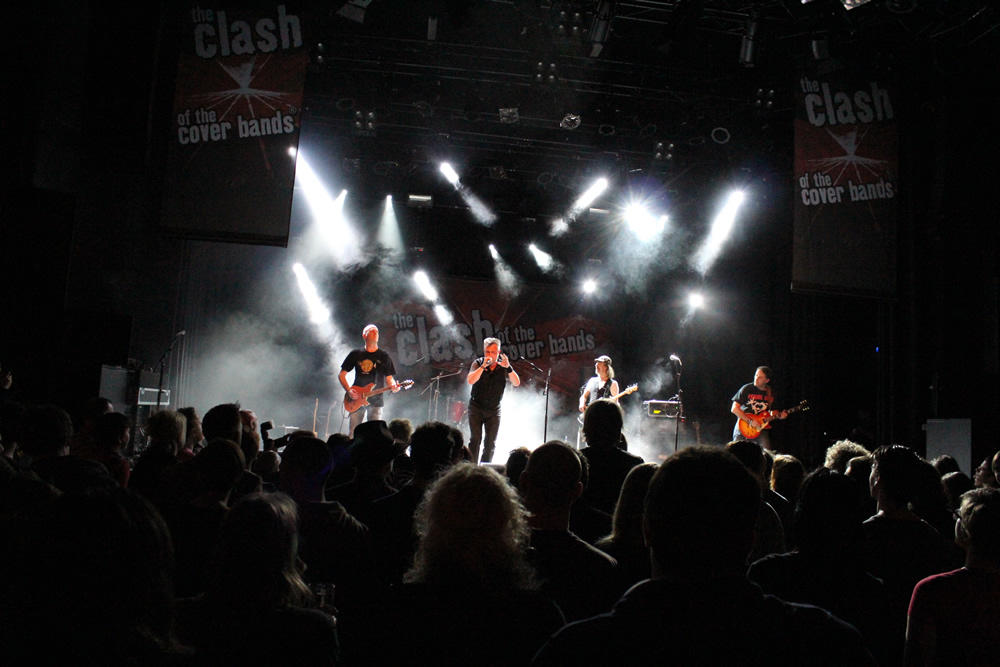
[467,337,520,464]
[731,366,786,450]
[340,324,399,437]
[579,355,620,413]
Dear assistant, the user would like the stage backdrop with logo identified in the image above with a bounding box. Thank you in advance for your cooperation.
[161,3,309,246]
[792,72,898,297]
[359,277,618,409]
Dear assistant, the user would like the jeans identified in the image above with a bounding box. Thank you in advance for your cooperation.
[468,402,501,464]
[349,404,383,437]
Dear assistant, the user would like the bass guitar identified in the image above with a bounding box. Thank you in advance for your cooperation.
[737,400,810,440]
[579,384,639,424]
[344,379,414,414]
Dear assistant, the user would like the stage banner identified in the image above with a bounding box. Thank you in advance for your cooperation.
[792,72,897,296]
[160,3,309,245]
[363,277,616,408]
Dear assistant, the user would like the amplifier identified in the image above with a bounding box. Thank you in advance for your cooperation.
[644,400,680,419]
[138,387,170,406]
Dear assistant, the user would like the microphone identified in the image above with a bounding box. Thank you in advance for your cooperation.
[175,330,186,337]
[669,354,681,362]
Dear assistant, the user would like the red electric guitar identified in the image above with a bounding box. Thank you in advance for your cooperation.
[344,379,414,414]
[737,400,810,440]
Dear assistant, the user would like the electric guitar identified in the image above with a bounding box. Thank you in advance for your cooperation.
[579,384,639,424]
[737,400,810,440]
[344,379,414,414]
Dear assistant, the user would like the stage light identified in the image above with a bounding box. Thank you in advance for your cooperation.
[693,190,746,275]
[583,279,597,294]
[413,270,438,301]
[293,151,360,266]
[288,147,297,157]
[529,243,554,270]
[377,194,403,252]
[689,292,705,309]
[439,162,460,185]
[575,178,609,211]
[489,244,499,260]
[434,304,454,325]
[292,263,331,324]
[624,203,667,241]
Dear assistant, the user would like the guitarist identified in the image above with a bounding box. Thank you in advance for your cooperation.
[579,355,620,413]
[339,324,400,437]
[731,366,786,451]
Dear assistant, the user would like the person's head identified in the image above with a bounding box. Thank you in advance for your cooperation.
[177,407,203,450]
[145,410,186,454]
[388,418,413,445]
[930,455,961,477]
[280,436,334,489]
[504,447,532,491]
[955,487,1000,562]
[409,421,457,480]
[520,440,583,513]
[844,454,873,488]
[202,403,242,444]
[193,439,245,500]
[20,405,74,459]
[753,366,772,390]
[95,412,131,452]
[824,440,871,474]
[644,446,760,576]
[239,428,260,469]
[79,397,114,430]
[362,324,379,348]
[770,454,805,504]
[595,355,615,380]
[582,399,624,449]
[206,493,311,608]
[350,420,403,476]
[407,462,535,591]
[941,471,975,511]
[974,454,998,488]
[793,468,867,554]
[725,440,767,488]
[608,462,658,546]
[483,337,501,364]
[870,445,922,506]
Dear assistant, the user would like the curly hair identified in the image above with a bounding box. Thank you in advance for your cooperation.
[406,462,536,591]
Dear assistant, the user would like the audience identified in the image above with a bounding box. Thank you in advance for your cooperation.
[579,399,643,514]
[825,439,871,474]
[534,446,875,664]
[905,487,1000,666]
[594,462,657,589]
[175,493,339,666]
[520,440,619,622]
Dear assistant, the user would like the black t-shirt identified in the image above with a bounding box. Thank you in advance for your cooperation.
[341,348,396,407]
[732,382,773,417]
[469,357,513,411]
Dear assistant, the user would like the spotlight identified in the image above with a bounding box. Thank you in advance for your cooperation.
[413,271,438,301]
[528,243,554,270]
[573,178,609,212]
[582,279,597,294]
[689,293,705,310]
[292,263,331,324]
[439,162,460,185]
[407,194,433,208]
[693,190,747,275]
[433,304,454,325]
[489,244,499,260]
[624,203,667,241]
[288,147,297,157]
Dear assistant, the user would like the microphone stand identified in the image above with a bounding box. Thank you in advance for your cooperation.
[671,355,684,452]
[423,368,463,421]
[542,367,552,442]
[154,332,184,412]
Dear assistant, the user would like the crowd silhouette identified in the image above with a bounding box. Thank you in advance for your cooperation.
[2,393,999,665]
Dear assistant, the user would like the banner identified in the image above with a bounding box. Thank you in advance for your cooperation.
[161,3,309,245]
[792,72,898,296]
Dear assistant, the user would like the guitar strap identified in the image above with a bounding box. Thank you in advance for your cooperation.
[597,378,613,399]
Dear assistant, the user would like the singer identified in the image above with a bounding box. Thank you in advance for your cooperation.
[466,337,520,464]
